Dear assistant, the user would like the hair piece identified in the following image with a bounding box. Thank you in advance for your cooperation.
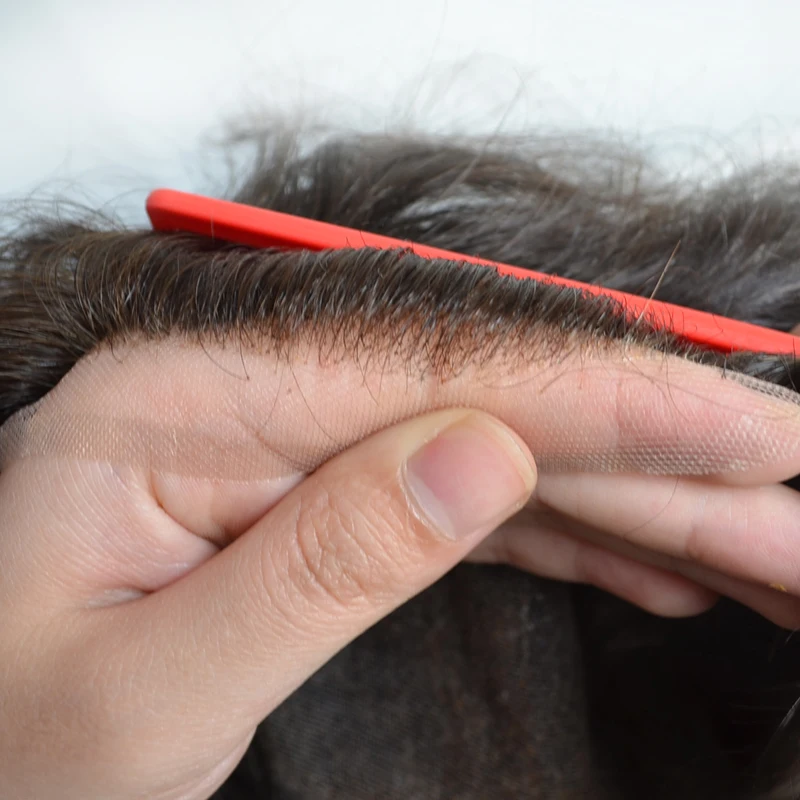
[4,128,800,798]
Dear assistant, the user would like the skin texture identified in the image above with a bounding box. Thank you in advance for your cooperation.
[0,404,538,799]
[6,338,800,620]
[3,129,800,797]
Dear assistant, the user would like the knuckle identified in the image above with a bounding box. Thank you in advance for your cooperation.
[285,474,421,609]
[683,492,715,565]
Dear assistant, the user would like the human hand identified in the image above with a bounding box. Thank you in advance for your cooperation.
[3,338,800,797]
[0,396,535,798]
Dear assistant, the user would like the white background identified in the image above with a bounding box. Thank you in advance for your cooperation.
[3,0,799,220]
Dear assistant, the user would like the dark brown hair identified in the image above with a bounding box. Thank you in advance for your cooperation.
[4,128,800,799]
[4,130,800,425]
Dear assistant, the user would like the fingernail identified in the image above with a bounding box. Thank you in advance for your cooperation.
[404,414,536,541]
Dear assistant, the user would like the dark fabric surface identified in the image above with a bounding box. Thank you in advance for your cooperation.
[211,565,780,799]
[216,565,604,799]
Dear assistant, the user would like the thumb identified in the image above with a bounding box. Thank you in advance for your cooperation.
[111,408,536,730]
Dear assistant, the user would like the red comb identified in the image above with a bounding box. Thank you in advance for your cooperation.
[146,188,799,357]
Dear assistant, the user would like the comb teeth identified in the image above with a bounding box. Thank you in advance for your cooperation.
[146,188,799,358]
